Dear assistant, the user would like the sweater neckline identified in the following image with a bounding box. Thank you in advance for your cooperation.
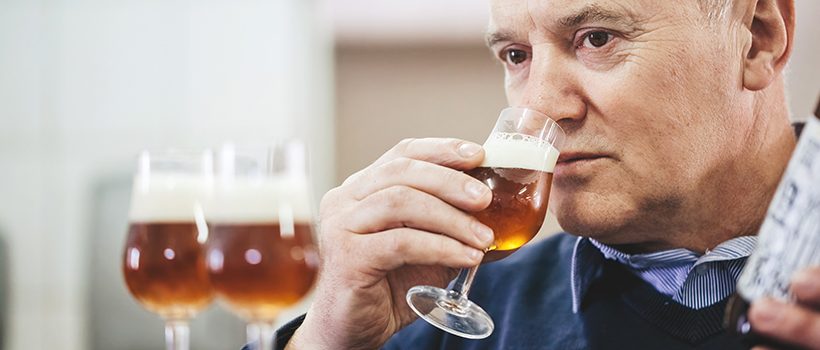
[582,258,732,345]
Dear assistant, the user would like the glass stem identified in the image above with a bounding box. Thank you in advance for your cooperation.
[247,322,276,350]
[450,264,479,300]
[165,319,190,350]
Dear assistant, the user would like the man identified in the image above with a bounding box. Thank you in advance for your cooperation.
[275,0,820,349]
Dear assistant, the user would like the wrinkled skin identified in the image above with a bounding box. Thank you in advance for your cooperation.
[283,0,820,349]
[748,93,820,350]
[288,139,496,349]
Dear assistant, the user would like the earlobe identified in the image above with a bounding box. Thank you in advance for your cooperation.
[742,0,794,91]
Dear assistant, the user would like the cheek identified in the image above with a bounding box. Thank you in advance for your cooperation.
[584,46,716,145]
[504,74,526,106]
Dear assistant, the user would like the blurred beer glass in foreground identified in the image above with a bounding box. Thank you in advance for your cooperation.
[205,142,318,350]
[122,150,215,350]
[407,107,565,339]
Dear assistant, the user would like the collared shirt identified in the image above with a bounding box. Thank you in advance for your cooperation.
[571,236,757,313]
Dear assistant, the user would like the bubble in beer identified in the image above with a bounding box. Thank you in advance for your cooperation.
[208,250,224,273]
[290,246,305,261]
[128,248,140,270]
[245,249,262,265]
[164,248,176,260]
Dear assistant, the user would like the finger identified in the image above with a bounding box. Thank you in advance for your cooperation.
[347,157,492,212]
[751,346,777,350]
[371,138,485,171]
[749,297,820,349]
[353,227,484,272]
[791,267,820,307]
[343,185,494,250]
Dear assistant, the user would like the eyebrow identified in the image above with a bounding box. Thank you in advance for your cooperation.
[558,4,628,28]
[485,29,520,48]
[485,4,635,48]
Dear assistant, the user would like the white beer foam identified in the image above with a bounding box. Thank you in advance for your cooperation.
[128,173,211,223]
[480,132,560,172]
[208,175,314,224]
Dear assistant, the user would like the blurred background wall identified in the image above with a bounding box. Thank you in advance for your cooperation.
[0,0,817,349]
[0,0,332,349]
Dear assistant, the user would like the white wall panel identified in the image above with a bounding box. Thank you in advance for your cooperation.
[0,0,333,349]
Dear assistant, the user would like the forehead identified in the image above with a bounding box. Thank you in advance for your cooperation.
[488,0,695,42]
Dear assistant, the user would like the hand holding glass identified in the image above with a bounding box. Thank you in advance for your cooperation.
[406,107,565,339]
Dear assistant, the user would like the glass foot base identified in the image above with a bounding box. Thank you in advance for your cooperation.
[406,285,494,339]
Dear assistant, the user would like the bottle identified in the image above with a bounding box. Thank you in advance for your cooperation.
[725,114,820,348]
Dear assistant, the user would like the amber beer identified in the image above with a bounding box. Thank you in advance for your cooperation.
[206,222,317,321]
[467,167,552,251]
[206,176,318,322]
[123,223,213,319]
[471,132,559,251]
[122,173,213,320]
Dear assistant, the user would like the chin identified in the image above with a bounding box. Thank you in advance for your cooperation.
[551,195,636,244]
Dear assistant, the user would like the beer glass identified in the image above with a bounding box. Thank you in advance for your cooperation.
[406,107,565,339]
[205,142,318,350]
[122,150,215,350]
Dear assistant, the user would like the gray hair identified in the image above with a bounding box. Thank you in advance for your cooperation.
[698,0,732,24]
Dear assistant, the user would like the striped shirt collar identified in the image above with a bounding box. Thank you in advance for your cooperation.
[570,235,757,313]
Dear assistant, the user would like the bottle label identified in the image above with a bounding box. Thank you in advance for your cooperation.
[737,116,820,302]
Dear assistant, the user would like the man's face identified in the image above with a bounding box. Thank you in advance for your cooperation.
[488,0,753,249]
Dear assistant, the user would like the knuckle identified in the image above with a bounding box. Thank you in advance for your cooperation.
[341,168,366,186]
[319,187,345,216]
[382,157,417,177]
[373,185,413,211]
[394,138,418,154]
[384,232,409,256]
[442,167,468,187]
[445,138,464,149]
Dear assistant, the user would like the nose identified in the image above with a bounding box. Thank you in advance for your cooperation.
[517,50,586,129]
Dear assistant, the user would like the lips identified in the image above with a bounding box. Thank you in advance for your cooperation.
[556,152,608,164]
[554,151,612,177]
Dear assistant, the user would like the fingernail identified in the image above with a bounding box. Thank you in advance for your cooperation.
[751,298,780,324]
[458,143,481,158]
[465,181,489,199]
[464,246,482,261]
[472,221,494,244]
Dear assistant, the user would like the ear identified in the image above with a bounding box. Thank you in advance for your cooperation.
[742,0,795,91]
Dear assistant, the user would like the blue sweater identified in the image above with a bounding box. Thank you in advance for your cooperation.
[271,233,749,350]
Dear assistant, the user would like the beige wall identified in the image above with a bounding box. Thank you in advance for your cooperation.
[334,44,565,240]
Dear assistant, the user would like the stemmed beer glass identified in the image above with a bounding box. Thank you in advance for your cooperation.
[205,142,318,350]
[406,107,565,339]
[122,150,215,350]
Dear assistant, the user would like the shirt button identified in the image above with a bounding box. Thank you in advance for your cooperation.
[695,264,710,275]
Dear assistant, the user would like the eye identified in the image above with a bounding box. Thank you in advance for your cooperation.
[504,49,529,65]
[582,32,612,48]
